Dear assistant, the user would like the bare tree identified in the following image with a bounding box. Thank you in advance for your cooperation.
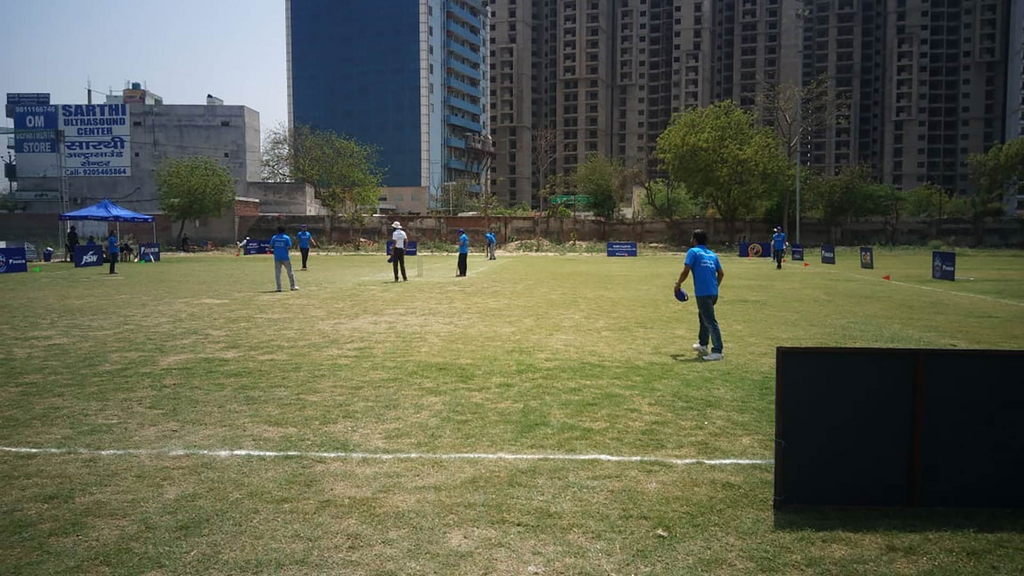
[532,127,558,212]
[761,74,851,232]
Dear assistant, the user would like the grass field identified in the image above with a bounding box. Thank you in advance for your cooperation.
[2,246,1023,575]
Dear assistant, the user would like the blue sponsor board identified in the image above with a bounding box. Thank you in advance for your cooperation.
[7,93,50,105]
[386,240,418,256]
[860,246,874,269]
[739,242,772,258]
[791,244,804,261]
[0,248,29,274]
[932,251,956,281]
[139,243,161,262]
[74,245,104,268]
[243,240,271,255]
[13,105,59,154]
[607,242,638,257]
[821,244,836,265]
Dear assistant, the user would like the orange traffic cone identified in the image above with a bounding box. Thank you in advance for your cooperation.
[883,275,891,281]
[803,262,809,267]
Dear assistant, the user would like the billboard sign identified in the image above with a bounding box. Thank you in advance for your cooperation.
[139,243,161,262]
[739,242,772,258]
[860,247,874,269]
[932,251,955,281]
[13,103,132,178]
[606,242,638,257]
[243,240,271,255]
[0,247,29,274]
[7,93,50,106]
[13,105,60,177]
[791,244,804,261]
[60,104,131,177]
[821,244,836,265]
[73,245,105,268]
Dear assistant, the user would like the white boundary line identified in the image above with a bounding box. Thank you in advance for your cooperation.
[809,266,1024,308]
[0,446,771,466]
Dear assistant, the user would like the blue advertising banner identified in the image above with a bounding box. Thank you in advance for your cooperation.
[738,242,772,258]
[0,247,28,274]
[386,241,418,256]
[821,244,836,265]
[13,105,59,154]
[139,243,161,262]
[7,93,50,105]
[73,245,104,268]
[607,242,638,257]
[860,246,874,269]
[791,244,804,261]
[243,240,271,255]
[932,251,955,281]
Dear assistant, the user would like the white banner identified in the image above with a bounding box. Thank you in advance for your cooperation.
[59,104,132,177]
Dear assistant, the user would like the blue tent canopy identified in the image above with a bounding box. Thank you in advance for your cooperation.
[60,199,154,222]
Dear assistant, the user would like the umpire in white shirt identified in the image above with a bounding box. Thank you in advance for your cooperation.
[391,221,408,282]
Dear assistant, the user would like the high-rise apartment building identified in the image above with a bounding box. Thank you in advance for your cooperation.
[489,0,1021,206]
[288,0,491,206]
[488,0,615,205]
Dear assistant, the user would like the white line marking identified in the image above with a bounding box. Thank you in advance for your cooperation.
[809,266,1024,308]
[0,446,771,466]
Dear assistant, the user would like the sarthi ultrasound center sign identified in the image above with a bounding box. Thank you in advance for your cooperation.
[60,104,131,177]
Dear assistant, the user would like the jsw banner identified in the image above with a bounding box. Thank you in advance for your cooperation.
[386,241,418,256]
[74,245,105,268]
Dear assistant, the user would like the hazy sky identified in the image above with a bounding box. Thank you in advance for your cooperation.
[0,0,288,134]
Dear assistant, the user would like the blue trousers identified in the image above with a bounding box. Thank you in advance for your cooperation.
[696,295,723,354]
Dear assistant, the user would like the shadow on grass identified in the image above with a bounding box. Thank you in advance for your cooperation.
[669,354,703,363]
[774,507,1024,534]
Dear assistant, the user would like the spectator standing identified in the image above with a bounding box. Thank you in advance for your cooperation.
[771,226,788,270]
[270,226,298,292]
[181,233,190,252]
[66,226,79,262]
[297,224,317,270]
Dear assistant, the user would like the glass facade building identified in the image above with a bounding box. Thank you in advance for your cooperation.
[288,0,491,202]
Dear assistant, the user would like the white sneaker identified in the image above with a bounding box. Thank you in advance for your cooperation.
[291,286,299,291]
[692,343,709,355]
[702,353,724,362]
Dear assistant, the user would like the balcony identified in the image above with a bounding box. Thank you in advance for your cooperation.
[446,20,481,48]
[446,76,482,98]
[445,114,483,133]
[464,134,495,156]
[447,41,482,64]
[446,58,482,80]
[446,137,467,149]
[446,157,482,173]
[446,95,482,115]
[446,2,482,30]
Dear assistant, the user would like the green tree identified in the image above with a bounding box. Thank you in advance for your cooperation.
[572,154,637,221]
[968,137,1024,219]
[642,178,702,221]
[437,179,477,215]
[657,100,789,241]
[805,165,884,243]
[156,155,235,242]
[263,123,383,243]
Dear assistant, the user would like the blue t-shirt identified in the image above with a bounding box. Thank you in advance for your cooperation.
[108,235,119,254]
[684,245,722,297]
[459,234,469,254]
[270,234,292,261]
[297,230,312,249]
[485,232,496,245]
[773,232,787,250]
